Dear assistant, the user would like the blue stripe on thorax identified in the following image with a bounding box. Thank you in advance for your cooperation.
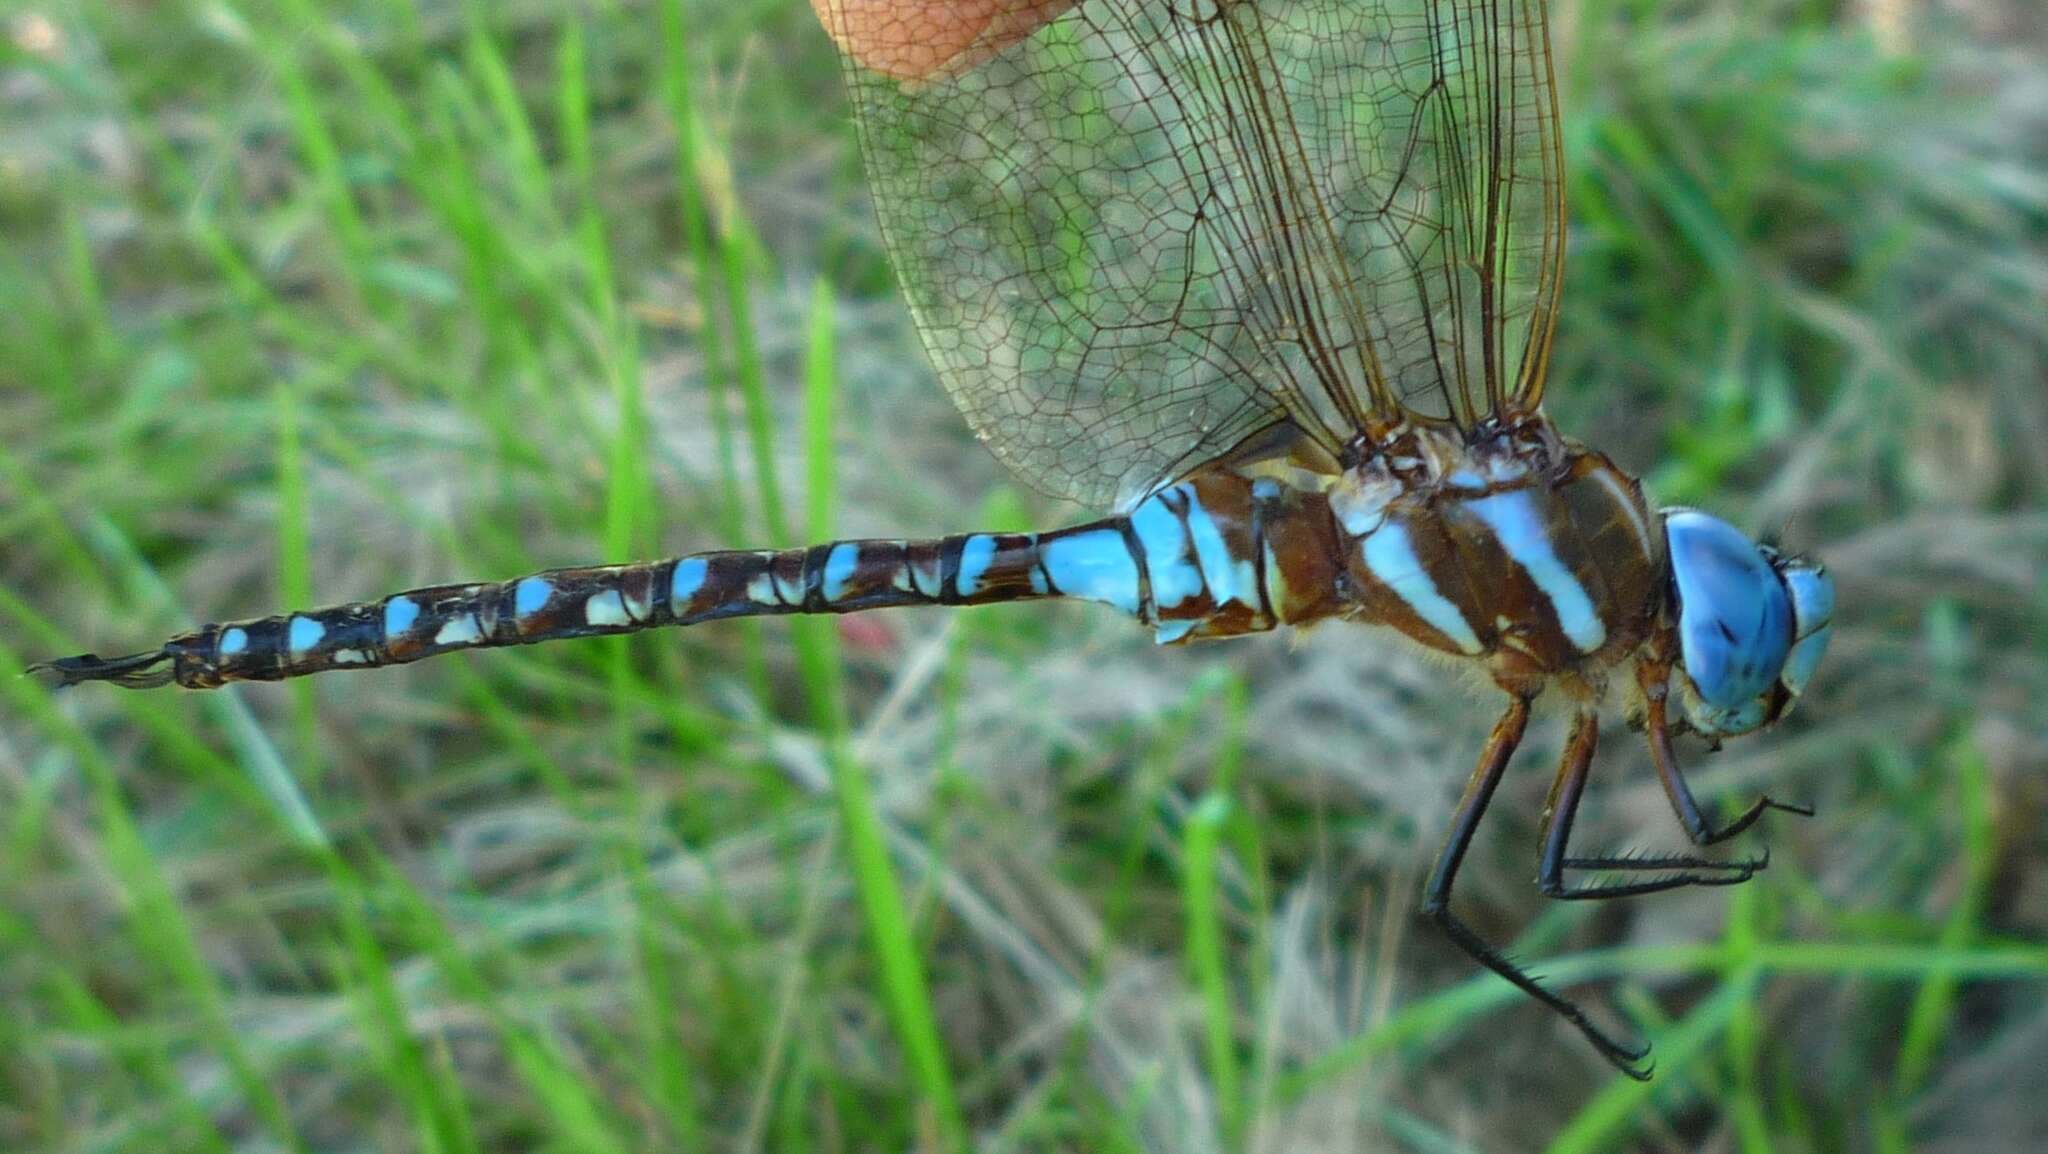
[1466,490,1607,653]
[1359,520,1484,654]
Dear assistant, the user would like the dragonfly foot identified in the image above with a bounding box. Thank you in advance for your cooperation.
[1608,1041,1656,1083]
[1692,795,1813,846]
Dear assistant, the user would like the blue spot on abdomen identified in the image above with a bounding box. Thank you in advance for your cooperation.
[514,577,553,618]
[954,535,997,598]
[1042,529,1141,616]
[384,596,421,637]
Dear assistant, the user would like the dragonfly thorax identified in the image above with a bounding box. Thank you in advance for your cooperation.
[1325,415,1666,696]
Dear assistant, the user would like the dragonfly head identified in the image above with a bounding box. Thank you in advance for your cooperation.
[1661,509,1835,739]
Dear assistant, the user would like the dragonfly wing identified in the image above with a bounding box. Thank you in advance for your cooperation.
[823,0,1564,506]
[1336,0,1567,427]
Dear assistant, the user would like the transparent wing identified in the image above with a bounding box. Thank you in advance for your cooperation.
[822,0,1565,508]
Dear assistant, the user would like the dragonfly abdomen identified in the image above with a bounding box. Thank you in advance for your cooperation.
[46,538,1043,690]
[1065,471,1347,644]
[35,473,1347,690]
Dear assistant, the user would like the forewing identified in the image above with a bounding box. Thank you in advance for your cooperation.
[823,0,1564,507]
[1335,0,1567,426]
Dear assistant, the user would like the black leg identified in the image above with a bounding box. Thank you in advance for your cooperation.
[1420,695,1654,1081]
[1563,850,1767,872]
[1538,712,1771,900]
[1641,674,1812,847]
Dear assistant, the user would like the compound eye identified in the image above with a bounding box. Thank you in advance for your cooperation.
[1783,565,1835,639]
[1780,563,1836,697]
[1665,511,1793,712]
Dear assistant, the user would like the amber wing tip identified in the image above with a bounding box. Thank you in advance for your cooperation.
[25,650,177,690]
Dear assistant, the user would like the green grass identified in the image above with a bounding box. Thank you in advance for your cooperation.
[3,1,2047,1152]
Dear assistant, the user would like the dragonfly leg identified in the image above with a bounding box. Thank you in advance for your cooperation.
[1538,711,1769,900]
[1640,667,1813,847]
[1420,694,1653,1081]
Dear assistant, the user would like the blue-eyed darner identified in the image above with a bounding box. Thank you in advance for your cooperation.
[36,0,1835,1078]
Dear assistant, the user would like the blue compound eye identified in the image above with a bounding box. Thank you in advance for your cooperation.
[1779,563,1835,697]
[1665,510,1793,713]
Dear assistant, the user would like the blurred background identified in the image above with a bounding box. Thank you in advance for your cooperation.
[2,1,2045,1151]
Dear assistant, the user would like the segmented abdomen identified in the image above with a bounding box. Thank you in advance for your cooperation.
[156,537,1029,688]
[103,472,1347,690]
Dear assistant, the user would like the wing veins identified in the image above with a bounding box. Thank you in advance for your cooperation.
[1111,5,1342,449]
[1211,21,1366,432]
[830,0,1569,505]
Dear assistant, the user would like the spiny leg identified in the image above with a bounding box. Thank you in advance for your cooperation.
[1639,666,1813,847]
[1563,850,1769,873]
[1538,711,1769,901]
[1419,694,1653,1081]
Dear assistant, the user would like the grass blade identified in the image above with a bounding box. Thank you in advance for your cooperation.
[793,276,967,1150]
[1185,791,1244,1150]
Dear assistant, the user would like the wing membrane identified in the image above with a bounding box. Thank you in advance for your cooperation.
[822,0,1564,507]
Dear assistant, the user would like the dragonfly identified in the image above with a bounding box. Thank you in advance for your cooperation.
[36,0,1835,1078]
